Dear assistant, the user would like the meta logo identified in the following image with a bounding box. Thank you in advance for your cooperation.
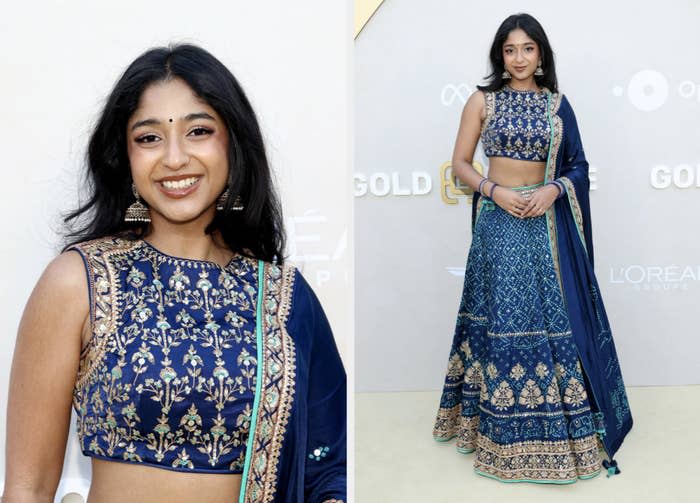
[650,164,700,189]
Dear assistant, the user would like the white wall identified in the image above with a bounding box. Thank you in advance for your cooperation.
[355,0,700,391]
[0,1,352,500]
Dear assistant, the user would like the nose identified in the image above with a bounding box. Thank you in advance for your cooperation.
[163,137,189,170]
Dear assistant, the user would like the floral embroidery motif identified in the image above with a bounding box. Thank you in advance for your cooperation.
[490,381,515,411]
[485,362,498,379]
[509,363,525,381]
[535,362,550,378]
[309,446,330,461]
[564,377,588,407]
[519,379,545,409]
[68,237,262,473]
[481,87,551,162]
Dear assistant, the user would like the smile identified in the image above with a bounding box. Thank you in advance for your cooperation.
[160,176,200,189]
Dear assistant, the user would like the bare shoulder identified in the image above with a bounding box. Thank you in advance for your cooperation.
[464,90,486,121]
[40,249,89,300]
[20,250,90,341]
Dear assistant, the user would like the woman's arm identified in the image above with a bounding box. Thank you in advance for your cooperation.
[451,90,487,191]
[2,251,88,503]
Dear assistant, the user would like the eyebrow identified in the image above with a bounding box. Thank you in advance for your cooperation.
[504,42,536,48]
[130,112,216,131]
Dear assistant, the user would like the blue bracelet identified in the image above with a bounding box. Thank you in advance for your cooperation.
[478,178,488,194]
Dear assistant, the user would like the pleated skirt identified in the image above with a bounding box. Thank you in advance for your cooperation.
[433,184,603,483]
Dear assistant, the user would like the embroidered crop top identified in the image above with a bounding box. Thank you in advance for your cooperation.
[480,86,551,162]
[68,236,264,473]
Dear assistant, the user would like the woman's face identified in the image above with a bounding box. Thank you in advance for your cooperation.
[502,28,540,81]
[126,78,229,229]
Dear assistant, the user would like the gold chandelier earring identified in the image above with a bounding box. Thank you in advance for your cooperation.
[216,187,230,211]
[502,69,512,79]
[124,183,151,223]
[216,187,245,212]
[534,60,544,76]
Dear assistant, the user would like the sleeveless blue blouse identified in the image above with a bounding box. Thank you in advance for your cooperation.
[68,237,261,473]
[480,86,550,162]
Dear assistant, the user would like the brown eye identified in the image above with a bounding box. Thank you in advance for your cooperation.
[135,134,160,144]
[188,127,213,137]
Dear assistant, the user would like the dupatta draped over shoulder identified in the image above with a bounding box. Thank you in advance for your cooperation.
[470,92,633,466]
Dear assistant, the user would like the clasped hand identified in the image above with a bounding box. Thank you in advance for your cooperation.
[492,184,559,219]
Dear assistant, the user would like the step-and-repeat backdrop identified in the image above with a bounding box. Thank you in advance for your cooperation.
[0,2,351,500]
[356,0,699,392]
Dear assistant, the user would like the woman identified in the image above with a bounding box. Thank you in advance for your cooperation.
[3,44,346,503]
[432,14,632,483]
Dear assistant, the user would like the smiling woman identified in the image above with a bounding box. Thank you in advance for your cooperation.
[2,44,346,503]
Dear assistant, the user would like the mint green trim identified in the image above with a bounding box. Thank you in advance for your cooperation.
[238,260,265,503]
[543,91,555,250]
[512,181,545,190]
[457,447,475,454]
[475,468,601,485]
[433,435,456,442]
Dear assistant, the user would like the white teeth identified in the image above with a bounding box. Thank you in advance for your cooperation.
[161,177,198,189]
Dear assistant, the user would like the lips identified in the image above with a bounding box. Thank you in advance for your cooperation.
[156,175,202,198]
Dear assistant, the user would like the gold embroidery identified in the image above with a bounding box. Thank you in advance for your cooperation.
[478,404,590,419]
[559,176,588,253]
[474,433,601,482]
[433,405,479,452]
[481,91,495,134]
[544,92,565,299]
[563,377,588,407]
[244,263,297,503]
[446,353,464,379]
[485,362,498,379]
[518,379,545,409]
[490,381,515,411]
[535,362,549,378]
[464,363,483,386]
[546,380,561,405]
[509,363,525,381]
[68,236,260,470]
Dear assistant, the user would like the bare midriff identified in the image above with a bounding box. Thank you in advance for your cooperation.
[86,458,242,503]
[487,157,547,188]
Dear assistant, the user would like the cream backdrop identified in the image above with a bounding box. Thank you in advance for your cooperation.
[356,0,700,392]
[0,1,352,501]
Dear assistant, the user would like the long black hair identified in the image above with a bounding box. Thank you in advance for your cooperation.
[63,44,285,264]
[478,13,558,93]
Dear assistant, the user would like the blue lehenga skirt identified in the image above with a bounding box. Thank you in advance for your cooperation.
[433,184,603,483]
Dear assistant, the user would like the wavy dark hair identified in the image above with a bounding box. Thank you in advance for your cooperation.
[478,13,558,93]
[63,43,285,263]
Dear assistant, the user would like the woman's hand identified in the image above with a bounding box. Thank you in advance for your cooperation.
[490,185,530,218]
[520,184,559,218]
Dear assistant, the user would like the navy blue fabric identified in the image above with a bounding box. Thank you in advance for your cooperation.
[472,93,632,461]
[274,270,347,503]
[554,97,632,459]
